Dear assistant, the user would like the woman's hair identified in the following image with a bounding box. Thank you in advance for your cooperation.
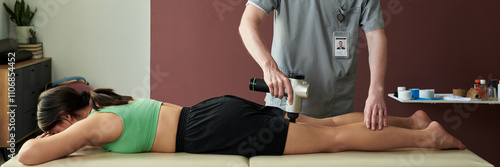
[37,86,133,132]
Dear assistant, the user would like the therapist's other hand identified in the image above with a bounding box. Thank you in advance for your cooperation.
[263,62,293,105]
[364,93,387,131]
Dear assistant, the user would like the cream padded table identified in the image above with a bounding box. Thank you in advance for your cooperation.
[1,147,249,167]
[250,149,493,167]
[2,147,493,167]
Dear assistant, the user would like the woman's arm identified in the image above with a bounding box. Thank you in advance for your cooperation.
[17,113,121,165]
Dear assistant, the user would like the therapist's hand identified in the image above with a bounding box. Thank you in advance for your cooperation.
[364,92,387,130]
[263,62,293,105]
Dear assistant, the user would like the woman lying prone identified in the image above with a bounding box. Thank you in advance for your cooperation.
[18,87,465,165]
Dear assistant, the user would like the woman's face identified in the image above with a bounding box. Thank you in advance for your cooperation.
[47,118,73,135]
[46,106,91,135]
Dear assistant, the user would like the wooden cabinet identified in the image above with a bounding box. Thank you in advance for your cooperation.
[0,58,52,147]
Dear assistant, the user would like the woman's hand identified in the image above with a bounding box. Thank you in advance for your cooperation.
[35,132,51,139]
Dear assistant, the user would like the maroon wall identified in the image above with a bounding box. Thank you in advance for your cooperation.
[152,0,499,165]
[151,0,269,105]
[354,1,500,165]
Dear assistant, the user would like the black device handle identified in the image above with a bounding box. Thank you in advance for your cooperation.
[249,78,269,92]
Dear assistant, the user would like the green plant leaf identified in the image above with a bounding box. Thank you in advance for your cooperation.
[14,0,21,26]
[3,3,15,17]
[20,0,24,15]
[20,0,25,25]
[24,5,30,25]
[30,8,37,24]
[3,3,17,23]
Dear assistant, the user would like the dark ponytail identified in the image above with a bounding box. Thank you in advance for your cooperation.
[80,91,90,106]
[88,88,133,110]
[37,87,132,132]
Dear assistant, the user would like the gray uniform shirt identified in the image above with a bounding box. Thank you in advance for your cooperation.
[248,0,384,118]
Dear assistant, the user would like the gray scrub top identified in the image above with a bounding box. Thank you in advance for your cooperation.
[248,0,384,118]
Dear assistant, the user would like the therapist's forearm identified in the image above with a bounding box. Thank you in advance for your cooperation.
[239,5,293,101]
[366,29,387,95]
[239,8,275,70]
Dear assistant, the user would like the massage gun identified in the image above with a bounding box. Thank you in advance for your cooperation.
[249,74,310,123]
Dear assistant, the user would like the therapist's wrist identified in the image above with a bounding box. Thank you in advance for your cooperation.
[368,86,385,96]
[260,58,278,71]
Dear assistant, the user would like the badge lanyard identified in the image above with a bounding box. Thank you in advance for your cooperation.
[333,9,349,58]
[337,13,345,31]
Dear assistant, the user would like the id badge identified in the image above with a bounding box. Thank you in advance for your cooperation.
[333,31,349,58]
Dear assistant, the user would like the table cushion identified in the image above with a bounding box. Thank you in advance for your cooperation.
[2,147,493,167]
[249,148,493,167]
[2,146,249,167]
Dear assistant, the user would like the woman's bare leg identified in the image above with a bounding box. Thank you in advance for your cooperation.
[295,110,432,129]
[283,121,465,154]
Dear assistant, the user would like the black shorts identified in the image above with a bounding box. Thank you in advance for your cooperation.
[175,95,289,157]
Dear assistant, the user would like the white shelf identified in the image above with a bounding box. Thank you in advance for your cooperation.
[388,93,500,105]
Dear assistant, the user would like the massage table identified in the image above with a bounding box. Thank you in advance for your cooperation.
[2,146,493,167]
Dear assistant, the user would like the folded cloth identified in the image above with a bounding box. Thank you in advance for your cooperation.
[0,38,17,53]
[444,96,472,101]
[0,50,33,64]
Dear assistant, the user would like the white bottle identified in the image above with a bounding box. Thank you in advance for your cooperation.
[498,83,500,101]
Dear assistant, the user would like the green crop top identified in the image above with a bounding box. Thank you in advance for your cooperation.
[87,98,163,153]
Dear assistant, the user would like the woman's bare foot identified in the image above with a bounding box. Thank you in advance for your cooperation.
[410,110,432,129]
[425,121,466,150]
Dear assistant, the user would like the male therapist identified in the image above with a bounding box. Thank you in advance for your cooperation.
[239,0,388,130]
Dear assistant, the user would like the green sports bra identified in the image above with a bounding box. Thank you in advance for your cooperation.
[87,98,163,153]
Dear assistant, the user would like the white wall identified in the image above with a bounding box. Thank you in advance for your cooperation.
[8,0,151,98]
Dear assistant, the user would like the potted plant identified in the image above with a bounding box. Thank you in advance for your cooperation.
[29,28,37,44]
[3,0,37,44]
